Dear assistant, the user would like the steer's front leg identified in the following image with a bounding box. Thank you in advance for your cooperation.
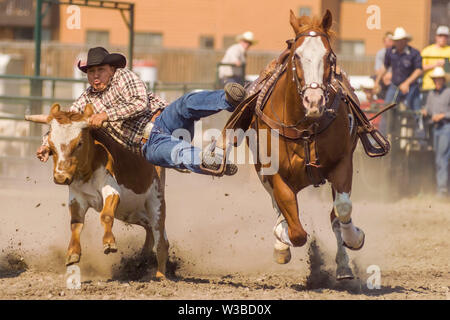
[66,195,88,266]
[101,180,120,254]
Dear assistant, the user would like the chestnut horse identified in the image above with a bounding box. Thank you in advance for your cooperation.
[250,10,365,280]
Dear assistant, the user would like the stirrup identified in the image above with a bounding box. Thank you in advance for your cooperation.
[200,142,237,176]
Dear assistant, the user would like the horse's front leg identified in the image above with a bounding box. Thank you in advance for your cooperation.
[328,155,365,279]
[271,174,308,248]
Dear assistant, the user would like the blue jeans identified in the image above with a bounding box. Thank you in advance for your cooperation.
[433,122,450,194]
[379,83,422,135]
[384,83,422,110]
[142,90,234,174]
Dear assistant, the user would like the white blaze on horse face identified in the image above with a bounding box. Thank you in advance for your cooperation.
[295,36,327,86]
[296,36,327,114]
[50,119,86,174]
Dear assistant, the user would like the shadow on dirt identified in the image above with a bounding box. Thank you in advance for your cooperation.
[111,250,179,282]
[289,239,406,296]
[0,251,28,278]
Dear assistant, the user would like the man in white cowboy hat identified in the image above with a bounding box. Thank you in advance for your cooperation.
[375,27,423,134]
[36,46,246,175]
[421,25,450,93]
[422,66,450,198]
[219,31,257,87]
[375,27,423,110]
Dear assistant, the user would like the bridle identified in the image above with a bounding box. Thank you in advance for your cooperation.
[290,30,337,105]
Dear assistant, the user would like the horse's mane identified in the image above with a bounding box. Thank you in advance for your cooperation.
[296,15,336,40]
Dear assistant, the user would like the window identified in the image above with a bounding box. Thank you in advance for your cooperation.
[14,27,33,40]
[86,30,109,46]
[199,35,214,49]
[41,28,52,41]
[298,7,311,17]
[134,32,163,48]
[222,35,236,49]
[340,40,365,56]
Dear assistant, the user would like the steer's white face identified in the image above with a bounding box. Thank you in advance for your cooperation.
[47,104,92,185]
[49,120,87,184]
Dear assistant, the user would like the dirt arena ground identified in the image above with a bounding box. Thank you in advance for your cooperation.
[0,151,448,301]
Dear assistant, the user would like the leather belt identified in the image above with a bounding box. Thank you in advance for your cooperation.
[141,121,154,145]
[141,108,163,145]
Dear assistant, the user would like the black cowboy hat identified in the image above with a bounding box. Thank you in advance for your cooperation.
[77,47,127,73]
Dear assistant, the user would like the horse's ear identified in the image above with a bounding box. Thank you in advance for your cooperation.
[50,103,61,116]
[321,9,332,31]
[84,103,94,118]
[289,9,300,34]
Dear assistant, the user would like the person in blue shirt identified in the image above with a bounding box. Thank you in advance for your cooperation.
[374,27,423,111]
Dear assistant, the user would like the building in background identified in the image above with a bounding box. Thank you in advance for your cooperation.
[0,0,59,41]
[0,0,448,81]
[54,0,439,55]
[0,1,446,54]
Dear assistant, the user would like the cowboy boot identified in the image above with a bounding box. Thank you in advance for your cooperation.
[224,82,246,108]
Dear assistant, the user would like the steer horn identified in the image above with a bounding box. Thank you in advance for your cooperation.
[25,114,49,124]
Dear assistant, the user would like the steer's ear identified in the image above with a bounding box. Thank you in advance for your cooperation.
[50,103,61,116]
[84,103,94,118]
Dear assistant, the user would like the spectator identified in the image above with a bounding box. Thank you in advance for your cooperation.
[218,31,256,87]
[374,31,393,99]
[421,26,450,100]
[375,27,423,111]
[422,67,450,198]
[360,79,384,129]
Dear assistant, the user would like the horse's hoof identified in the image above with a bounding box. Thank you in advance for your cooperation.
[273,248,291,264]
[342,227,365,251]
[65,254,80,266]
[103,243,118,254]
[155,271,166,280]
[336,266,354,280]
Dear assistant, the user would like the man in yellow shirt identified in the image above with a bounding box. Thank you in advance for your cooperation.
[421,26,450,93]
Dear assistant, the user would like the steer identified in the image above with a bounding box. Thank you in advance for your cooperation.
[26,103,169,279]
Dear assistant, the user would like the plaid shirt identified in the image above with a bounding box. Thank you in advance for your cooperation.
[49,68,168,155]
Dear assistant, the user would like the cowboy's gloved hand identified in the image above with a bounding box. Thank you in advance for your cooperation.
[89,112,108,128]
[36,145,50,163]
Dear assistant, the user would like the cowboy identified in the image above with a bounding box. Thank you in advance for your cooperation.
[375,27,423,112]
[421,26,450,98]
[218,31,257,87]
[421,67,450,198]
[36,47,245,175]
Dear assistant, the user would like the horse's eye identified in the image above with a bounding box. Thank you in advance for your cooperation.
[77,141,83,148]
